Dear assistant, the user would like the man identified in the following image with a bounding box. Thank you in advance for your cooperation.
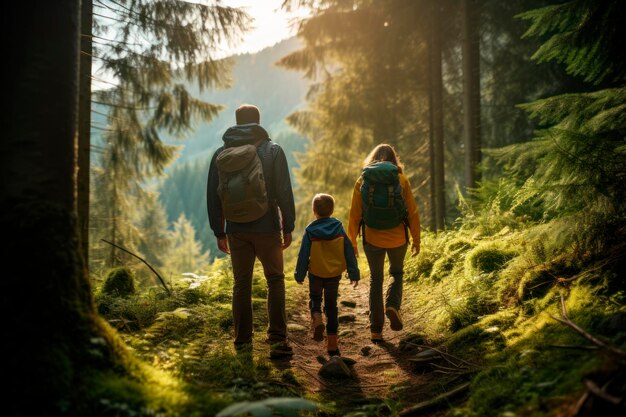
[207,104,295,358]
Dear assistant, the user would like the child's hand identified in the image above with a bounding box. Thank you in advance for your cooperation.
[351,280,358,288]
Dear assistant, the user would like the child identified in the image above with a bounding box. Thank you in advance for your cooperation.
[295,193,360,356]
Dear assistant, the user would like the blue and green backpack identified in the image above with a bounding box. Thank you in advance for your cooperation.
[360,161,408,229]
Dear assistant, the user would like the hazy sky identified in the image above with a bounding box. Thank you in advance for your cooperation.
[221,0,310,56]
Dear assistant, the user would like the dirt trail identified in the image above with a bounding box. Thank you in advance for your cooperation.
[280,276,437,410]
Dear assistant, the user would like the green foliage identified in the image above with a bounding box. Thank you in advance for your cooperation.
[465,242,516,276]
[518,0,626,85]
[216,397,318,417]
[456,285,621,417]
[102,267,136,297]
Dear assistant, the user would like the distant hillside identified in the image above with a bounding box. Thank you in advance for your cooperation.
[167,36,310,166]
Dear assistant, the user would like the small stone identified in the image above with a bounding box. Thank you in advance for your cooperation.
[361,346,372,356]
[414,348,441,360]
[341,357,357,366]
[316,355,327,365]
[319,356,353,379]
[287,323,307,332]
[340,300,357,308]
[338,314,357,323]
[339,330,356,338]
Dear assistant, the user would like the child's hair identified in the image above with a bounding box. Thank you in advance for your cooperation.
[312,193,335,217]
[363,143,404,173]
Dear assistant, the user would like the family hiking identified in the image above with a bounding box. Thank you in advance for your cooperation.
[207,104,421,359]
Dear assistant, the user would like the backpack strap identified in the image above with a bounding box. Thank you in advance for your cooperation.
[258,140,273,196]
[361,219,367,247]
[258,140,281,228]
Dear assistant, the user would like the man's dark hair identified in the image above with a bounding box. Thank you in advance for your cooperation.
[236,104,260,125]
[312,193,334,217]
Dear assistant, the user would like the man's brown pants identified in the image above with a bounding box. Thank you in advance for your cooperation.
[227,232,287,345]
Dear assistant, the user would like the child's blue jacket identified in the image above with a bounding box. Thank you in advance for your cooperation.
[295,217,360,283]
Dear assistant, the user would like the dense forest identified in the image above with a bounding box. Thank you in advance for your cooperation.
[3,1,625,417]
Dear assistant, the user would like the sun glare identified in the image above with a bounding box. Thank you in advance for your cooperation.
[219,0,311,56]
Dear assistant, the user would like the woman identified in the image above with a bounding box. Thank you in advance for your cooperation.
[348,144,421,343]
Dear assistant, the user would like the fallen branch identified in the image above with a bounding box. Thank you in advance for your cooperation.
[403,342,481,370]
[584,379,622,405]
[400,382,471,416]
[101,238,171,295]
[550,294,626,359]
[546,344,599,351]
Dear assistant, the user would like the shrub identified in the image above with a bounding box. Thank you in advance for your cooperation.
[102,267,136,297]
[465,243,516,277]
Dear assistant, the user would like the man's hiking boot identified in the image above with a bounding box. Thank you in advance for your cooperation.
[327,334,340,356]
[370,332,384,344]
[386,306,404,331]
[269,341,294,359]
[311,312,325,342]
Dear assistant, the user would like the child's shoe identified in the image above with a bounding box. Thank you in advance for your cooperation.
[385,306,403,331]
[327,334,340,356]
[370,332,384,344]
[311,312,324,342]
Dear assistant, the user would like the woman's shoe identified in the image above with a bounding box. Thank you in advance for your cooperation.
[386,306,403,331]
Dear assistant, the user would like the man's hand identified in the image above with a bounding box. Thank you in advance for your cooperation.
[351,280,359,288]
[411,243,420,257]
[217,237,230,254]
[282,232,292,250]
[353,246,359,258]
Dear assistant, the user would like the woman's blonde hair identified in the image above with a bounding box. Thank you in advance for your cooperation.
[363,143,404,173]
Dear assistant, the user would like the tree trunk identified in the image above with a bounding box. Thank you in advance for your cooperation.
[462,0,481,190]
[428,71,437,230]
[78,0,93,270]
[429,1,446,230]
[2,2,113,414]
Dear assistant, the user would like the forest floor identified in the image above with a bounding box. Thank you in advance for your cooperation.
[266,277,464,416]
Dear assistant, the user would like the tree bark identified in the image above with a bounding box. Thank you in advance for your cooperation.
[462,0,482,190]
[429,1,446,230]
[2,2,111,414]
[78,0,93,269]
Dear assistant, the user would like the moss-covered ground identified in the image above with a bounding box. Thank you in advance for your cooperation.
[85,214,626,417]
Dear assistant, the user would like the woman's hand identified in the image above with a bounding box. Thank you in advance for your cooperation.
[411,243,420,257]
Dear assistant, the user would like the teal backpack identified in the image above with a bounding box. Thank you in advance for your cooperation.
[360,161,408,230]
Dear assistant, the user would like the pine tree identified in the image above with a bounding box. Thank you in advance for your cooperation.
[164,213,209,278]
[490,0,626,250]
[134,190,173,278]
[2,2,117,413]
[279,0,434,227]
[85,1,249,265]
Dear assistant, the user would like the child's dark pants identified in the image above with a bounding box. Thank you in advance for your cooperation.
[308,274,341,336]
